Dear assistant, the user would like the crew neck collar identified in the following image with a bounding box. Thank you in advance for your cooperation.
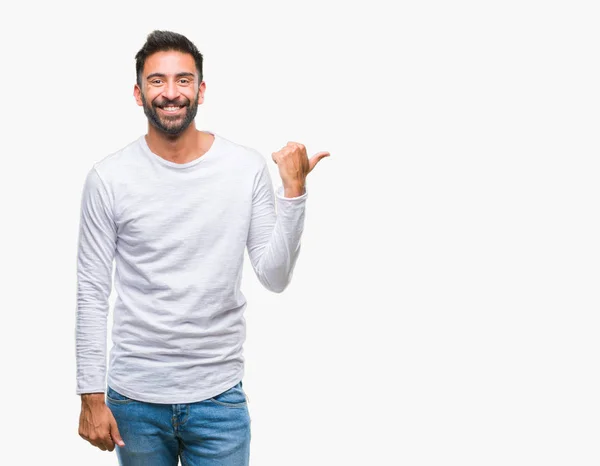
[139,131,219,169]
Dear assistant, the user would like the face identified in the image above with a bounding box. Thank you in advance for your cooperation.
[134,51,205,136]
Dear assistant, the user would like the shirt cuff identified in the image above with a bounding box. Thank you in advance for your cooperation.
[276,185,308,201]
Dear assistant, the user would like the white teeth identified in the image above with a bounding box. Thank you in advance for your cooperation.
[163,106,181,111]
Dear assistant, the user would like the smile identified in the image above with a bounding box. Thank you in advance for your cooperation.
[159,106,185,114]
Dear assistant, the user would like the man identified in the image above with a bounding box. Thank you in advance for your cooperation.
[76,30,329,465]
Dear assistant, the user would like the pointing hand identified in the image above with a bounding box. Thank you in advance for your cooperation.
[271,141,330,197]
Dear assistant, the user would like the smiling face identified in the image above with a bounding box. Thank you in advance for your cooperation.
[134,50,206,136]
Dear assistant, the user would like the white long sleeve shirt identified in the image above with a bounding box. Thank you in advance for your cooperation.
[75,131,307,403]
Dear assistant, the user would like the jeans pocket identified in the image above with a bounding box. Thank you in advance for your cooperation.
[106,385,135,405]
[209,382,247,408]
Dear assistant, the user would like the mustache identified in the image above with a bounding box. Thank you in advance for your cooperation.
[153,98,190,108]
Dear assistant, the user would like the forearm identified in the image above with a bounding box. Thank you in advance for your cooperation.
[81,393,106,406]
[250,186,307,292]
[283,182,306,199]
[75,292,109,394]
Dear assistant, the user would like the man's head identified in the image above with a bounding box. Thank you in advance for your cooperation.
[134,30,205,136]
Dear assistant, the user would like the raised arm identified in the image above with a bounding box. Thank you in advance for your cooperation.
[246,161,307,293]
[246,142,329,293]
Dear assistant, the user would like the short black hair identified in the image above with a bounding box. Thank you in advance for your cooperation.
[135,30,203,87]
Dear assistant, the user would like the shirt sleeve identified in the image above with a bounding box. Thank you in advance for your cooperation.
[75,167,117,395]
[246,161,308,293]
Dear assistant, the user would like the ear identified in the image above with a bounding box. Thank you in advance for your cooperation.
[197,81,206,105]
[133,84,143,107]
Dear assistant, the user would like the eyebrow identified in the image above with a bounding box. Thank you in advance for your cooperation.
[146,72,195,80]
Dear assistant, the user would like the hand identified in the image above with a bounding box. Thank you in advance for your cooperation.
[271,142,330,196]
[78,394,125,452]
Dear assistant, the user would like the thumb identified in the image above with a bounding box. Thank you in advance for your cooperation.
[110,417,125,447]
[308,151,330,172]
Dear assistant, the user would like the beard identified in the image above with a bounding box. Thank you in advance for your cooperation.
[141,91,199,136]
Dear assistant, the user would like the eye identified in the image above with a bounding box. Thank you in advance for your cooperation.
[151,79,162,85]
[179,79,190,85]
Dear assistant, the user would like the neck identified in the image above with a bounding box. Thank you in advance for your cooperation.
[145,123,213,164]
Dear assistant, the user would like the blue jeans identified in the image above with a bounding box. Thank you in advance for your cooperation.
[106,381,251,466]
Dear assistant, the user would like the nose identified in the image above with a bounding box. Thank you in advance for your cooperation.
[162,79,180,101]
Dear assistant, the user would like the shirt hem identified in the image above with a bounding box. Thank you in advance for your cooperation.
[106,369,245,404]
